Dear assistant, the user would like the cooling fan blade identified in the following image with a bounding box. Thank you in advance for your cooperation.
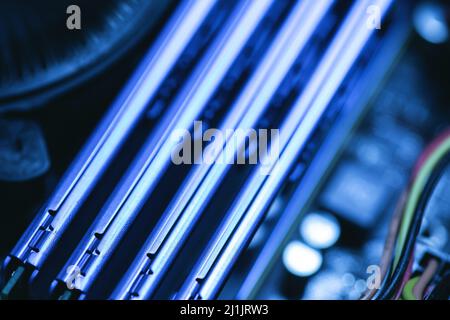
[0,0,172,112]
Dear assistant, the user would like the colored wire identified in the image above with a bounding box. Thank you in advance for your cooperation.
[395,255,414,299]
[412,129,450,179]
[395,132,450,267]
[379,151,450,299]
[372,130,450,300]
[412,258,440,299]
[402,277,420,300]
[402,258,439,300]
[361,192,406,300]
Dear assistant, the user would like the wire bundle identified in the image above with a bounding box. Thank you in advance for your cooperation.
[363,129,450,300]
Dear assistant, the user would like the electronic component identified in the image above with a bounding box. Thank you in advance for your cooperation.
[299,212,341,249]
[320,161,393,229]
[54,0,277,299]
[2,0,220,298]
[281,241,323,298]
[1,0,449,302]
[112,0,331,301]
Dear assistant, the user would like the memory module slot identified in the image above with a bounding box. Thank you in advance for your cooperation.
[2,0,218,294]
[236,4,411,300]
[52,0,274,299]
[111,0,333,301]
[147,0,235,121]
[175,0,394,300]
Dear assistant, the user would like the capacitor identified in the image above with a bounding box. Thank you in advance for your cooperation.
[299,212,341,249]
[280,241,323,298]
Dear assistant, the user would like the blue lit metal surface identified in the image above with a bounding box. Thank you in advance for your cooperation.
[7,0,217,271]
[176,0,394,300]
[1,0,429,302]
[111,0,332,300]
[237,6,411,299]
[54,0,273,295]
